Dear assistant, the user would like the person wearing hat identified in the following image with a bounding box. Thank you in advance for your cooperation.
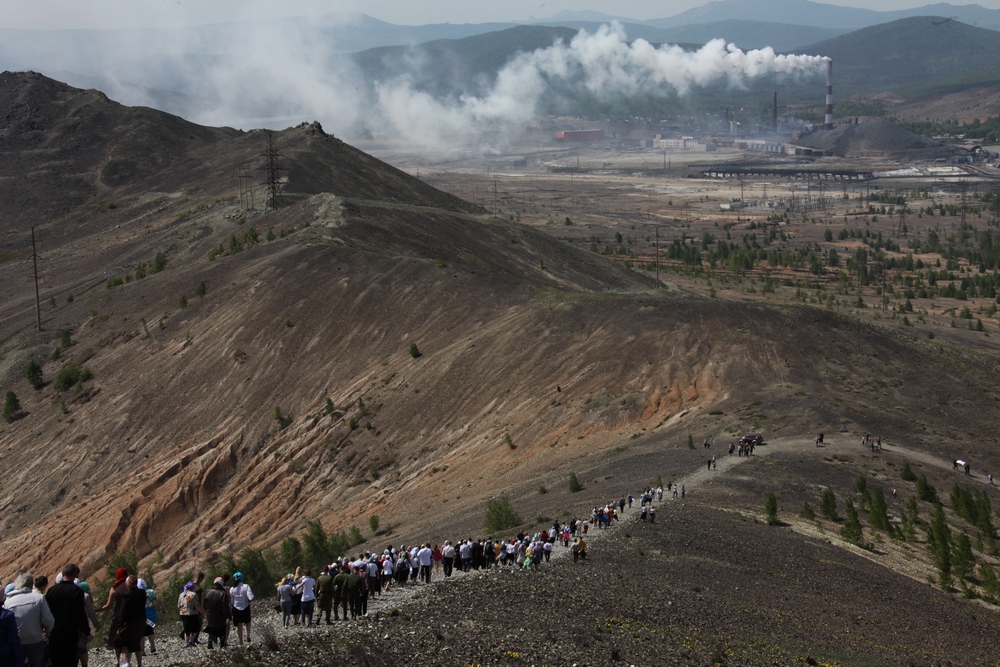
[202,578,230,649]
[177,582,204,647]
[98,568,129,654]
[228,573,254,645]
[139,580,166,656]
[115,577,146,667]
[78,582,100,667]
[0,583,25,667]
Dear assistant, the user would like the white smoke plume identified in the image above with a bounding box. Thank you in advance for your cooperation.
[12,18,828,147]
[366,21,828,145]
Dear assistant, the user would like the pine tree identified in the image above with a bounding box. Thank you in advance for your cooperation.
[928,503,952,589]
[820,488,840,521]
[765,492,779,525]
[3,391,21,423]
[841,499,863,545]
[952,531,975,587]
[869,488,890,532]
[25,359,43,390]
[856,476,871,511]
[900,461,918,481]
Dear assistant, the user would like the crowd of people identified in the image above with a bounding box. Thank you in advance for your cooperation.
[0,563,258,667]
[0,482,679,666]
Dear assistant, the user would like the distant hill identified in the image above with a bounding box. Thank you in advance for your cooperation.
[647,0,1000,31]
[651,19,847,51]
[351,25,578,98]
[796,16,1000,93]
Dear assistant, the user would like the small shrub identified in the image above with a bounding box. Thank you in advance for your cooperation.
[368,515,380,534]
[485,496,522,532]
[917,475,939,503]
[59,400,68,415]
[409,343,421,358]
[3,391,21,423]
[284,318,293,328]
[50,347,60,361]
[568,472,583,493]
[178,295,188,309]
[900,461,918,481]
[25,359,43,390]
[357,397,366,416]
[348,525,364,546]
[348,417,357,430]
[273,406,283,421]
[765,492,779,525]
[54,365,86,392]
[369,464,379,480]
[324,398,334,415]
[538,485,548,494]
[687,434,695,450]
[504,433,515,450]
[106,276,123,289]
[61,329,72,348]
[195,281,206,297]
[65,294,73,304]
[48,296,56,309]
[151,251,167,273]
[801,502,816,520]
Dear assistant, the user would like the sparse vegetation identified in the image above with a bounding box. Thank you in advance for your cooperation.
[900,461,918,481]
[61,329,72,348]
[368,515,380,534]
[25,359,43,390]
[195,281,206,297]
[765,492,779,525]
[800,502,816,520]
[325,397,334,415]
[3,391,21,423]
[538,485,548,494]
[485,496,522,532]
[178,295,188,309]
[409,342,422,358]
[820,488,840,521]
[840,499,864,545]
[53,365,90,392]
[504,433,515,450]
[568,472,583,493]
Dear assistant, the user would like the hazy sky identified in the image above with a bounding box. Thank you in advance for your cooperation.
[4,0,1000,30]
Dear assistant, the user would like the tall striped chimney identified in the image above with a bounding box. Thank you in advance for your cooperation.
[824,59,834,130]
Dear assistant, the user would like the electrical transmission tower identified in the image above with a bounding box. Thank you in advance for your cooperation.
[259,131,285,212]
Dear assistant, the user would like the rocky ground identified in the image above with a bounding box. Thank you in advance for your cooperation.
[86,434,1000,667]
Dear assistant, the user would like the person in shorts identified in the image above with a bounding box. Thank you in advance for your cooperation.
[228,573,254,645]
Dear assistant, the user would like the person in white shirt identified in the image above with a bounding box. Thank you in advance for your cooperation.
[416,545,433,583]
[295,572,316,627]
[228,573,254,645]
[459,541,472,572]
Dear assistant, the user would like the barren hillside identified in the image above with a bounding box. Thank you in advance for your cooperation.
[3,77,1000,666]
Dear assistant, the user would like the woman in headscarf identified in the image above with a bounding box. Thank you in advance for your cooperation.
[114,577,146,667]
[176,582,204,647]
[98,568,129,656]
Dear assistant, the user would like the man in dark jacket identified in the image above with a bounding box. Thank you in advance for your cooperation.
[44,564,90,667]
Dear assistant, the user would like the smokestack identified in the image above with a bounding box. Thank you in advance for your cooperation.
[772,91,778,132]
[824,59,834,131]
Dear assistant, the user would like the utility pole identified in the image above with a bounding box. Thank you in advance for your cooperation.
[655,226,660,287]
[31,227,41,331]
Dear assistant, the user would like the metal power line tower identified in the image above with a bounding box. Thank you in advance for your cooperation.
[259,132,285,212]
